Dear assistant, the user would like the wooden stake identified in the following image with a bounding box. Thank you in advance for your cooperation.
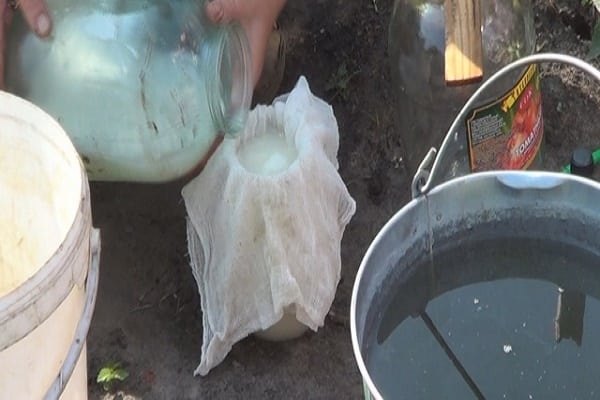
[445,0,483,85]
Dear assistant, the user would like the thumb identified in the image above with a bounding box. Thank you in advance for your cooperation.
[18,0,51,37]
[205,0,243,24]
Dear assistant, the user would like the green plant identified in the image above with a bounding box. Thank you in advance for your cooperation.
[326,62,360,101]
[507,40,524,60]
[96,362,129,391]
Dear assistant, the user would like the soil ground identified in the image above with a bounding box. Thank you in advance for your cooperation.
[87,0,600,398]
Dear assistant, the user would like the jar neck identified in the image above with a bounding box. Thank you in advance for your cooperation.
[203,23,252,137]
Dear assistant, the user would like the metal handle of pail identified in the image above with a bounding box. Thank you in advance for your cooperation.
[43,228,101,400]
[412,53,600,198]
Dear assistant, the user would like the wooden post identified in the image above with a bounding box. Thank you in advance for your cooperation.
[445,0,483,85]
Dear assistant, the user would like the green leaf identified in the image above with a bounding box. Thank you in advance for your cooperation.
[587,22,600,60]
[96,362,129,385]
[112,368,129,381]
[96,367,115,383]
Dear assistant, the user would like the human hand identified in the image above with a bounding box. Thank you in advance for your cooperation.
[205,0,286,87]
[0,0,51,89]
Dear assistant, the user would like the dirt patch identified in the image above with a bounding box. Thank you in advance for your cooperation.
[87,0,600,398]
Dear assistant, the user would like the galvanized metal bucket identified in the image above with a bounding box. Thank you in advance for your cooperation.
[350,53,600,399]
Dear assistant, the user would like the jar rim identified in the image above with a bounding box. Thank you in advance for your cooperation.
[206,23,252,136]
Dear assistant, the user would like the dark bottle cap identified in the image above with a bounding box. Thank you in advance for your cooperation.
[570,147,594,178]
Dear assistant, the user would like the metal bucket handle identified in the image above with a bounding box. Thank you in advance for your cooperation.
[44,228,101,400]
[412,53,600,198]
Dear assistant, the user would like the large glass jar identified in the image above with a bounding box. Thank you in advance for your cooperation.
[5,0,252,182]
[389,0,542,182]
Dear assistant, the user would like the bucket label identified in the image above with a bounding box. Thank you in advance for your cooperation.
[466,64,543,171]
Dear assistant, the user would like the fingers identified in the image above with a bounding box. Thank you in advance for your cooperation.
[0,0,49,89]
[17,0,51,37]
[205,0,225,23]
[205,0,286,86]
[205,0,243,25]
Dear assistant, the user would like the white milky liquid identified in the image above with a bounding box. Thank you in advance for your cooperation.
[238,133,298,176]
[13,4,217,182]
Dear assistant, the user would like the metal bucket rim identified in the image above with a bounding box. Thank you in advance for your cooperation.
[350,169,600,399]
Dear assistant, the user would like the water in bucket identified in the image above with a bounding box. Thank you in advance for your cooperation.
[364,234,600,399]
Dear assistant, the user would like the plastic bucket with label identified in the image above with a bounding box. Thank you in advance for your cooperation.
[0,91,100,399]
